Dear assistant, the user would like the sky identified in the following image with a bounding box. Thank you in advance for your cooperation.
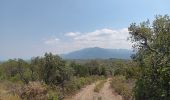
[0,0,170,60]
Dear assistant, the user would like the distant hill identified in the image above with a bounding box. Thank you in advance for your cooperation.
[61,47,133,59]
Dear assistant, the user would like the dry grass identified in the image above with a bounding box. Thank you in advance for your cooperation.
[94,80,106,93]
[0,81,48,100]
[20,81,48,100]
[0,94,21,100]
[111,76,133,100]
[0,81,21,100]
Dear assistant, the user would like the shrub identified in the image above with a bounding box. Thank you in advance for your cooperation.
[111,76,132,100]
[19,81,48,100]
[47,90,59,100]
[0,81,22,100]
[94,79,106,93]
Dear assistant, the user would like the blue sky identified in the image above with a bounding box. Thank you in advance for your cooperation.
[0,0,170,60]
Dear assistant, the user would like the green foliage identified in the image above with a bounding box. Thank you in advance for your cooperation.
[29,53,74,87]
[0,59,31,84]
[9,74,20,82]
[0,52,119,99]
[129,15,170,99]
[113,60,140,79]
[42,53,68,85]
[70,62,89,77]
[29,57,41,81]
[85,60,108,76]
[1,59,19,79]
[47,90,58,100]
[86,60,101,75]
[17,59,31,84]
[70,60,108,77]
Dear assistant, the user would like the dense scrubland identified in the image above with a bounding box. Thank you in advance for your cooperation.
[0,53,136,100]
[0,15,169,100]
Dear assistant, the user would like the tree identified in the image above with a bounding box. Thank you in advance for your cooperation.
[129,15,170,99]
[40,53,74,90]
[1,59,18,78]
[0,59,30,83]
[41,53,65,85]
[85,60,101,75]
[70,61,89,77]
[17,59,30,84]
[29,57,41,81]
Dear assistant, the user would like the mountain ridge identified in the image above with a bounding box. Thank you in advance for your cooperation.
[61,47,133,59]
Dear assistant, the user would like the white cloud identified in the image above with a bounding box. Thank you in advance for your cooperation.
[43,28,132,54]
[44,38,60,44]
[74,28,116,41]
[72,28,131,49]
[65,32,80,37]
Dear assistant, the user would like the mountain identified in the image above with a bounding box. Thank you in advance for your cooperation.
[61,47,133,59]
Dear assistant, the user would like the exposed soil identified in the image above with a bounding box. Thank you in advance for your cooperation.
[64,78,122,100]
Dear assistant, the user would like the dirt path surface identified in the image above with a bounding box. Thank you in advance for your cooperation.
[97,78,122,100]
[64,82,98,100]
[64,78,122,100]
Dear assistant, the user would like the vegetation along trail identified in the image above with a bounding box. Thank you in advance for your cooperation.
[64,78,122,100]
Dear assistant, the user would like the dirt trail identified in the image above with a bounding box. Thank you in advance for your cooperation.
[97,78,122,100]
[64,78,122,100]
[64,82,98,100]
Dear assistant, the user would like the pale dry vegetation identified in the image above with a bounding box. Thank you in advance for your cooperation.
[94,79,106,93]
[111,76,133,100]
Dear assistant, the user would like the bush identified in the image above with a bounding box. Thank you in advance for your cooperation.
[0,81,22,100]
[47,90,59,100]
[94,79,106,93]
[111,76,132,100]
[19,82,48,100]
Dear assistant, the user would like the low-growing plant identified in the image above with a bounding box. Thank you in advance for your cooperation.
[0,81,22,100]
[94,79,106,93]
[0,94,21,100]
[47,90,59,100]
[19,81,48,100]
[111,76,132,100]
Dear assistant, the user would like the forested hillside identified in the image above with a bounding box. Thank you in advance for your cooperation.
[61,47,133,59]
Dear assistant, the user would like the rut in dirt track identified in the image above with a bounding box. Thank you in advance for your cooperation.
[64,78,122,100]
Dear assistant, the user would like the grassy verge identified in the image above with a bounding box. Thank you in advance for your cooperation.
[111,75,133,100]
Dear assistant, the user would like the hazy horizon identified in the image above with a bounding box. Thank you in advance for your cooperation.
[0,47,133,61]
